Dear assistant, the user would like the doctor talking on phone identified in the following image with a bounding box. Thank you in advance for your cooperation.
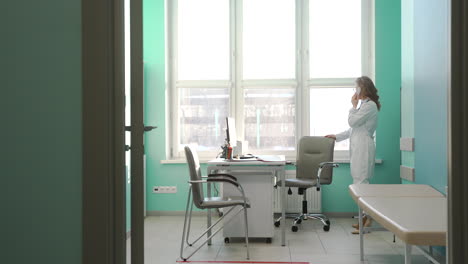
[325,76,381,184]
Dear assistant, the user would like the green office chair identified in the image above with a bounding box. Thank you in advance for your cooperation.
[274,136,339,232]
[180,145,251,261]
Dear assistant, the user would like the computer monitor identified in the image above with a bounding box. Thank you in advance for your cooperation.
[226,117,237,147]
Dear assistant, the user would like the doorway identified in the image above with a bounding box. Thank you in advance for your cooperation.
[82,0,145,263]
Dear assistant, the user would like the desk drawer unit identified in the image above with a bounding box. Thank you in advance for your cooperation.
[222,172,274,239]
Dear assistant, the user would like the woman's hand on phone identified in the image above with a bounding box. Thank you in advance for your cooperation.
[351,93,359,108]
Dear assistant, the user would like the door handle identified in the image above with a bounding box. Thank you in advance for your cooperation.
[124,125,158,132]
[144,126,157,132]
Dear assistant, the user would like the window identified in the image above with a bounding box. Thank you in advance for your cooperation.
[309,88,354,151]
[309,0,362,78]
[243,0,295,80]
[244,87,296,152]
[177,0,230,80]
[178,88,229,152]
[168,0,374,159]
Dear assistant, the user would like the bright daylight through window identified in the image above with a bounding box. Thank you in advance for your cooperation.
[168,0,373,159]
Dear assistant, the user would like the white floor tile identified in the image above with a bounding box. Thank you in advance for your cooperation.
[291,253,368,264]
[130,216,443,264]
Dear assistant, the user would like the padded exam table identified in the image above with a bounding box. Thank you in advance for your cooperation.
[349,184,446,264]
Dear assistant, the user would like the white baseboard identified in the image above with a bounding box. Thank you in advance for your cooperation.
[147,210,356,218]
[146,210,208,216]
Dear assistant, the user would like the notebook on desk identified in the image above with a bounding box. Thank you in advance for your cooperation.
[255,155,285,162]
[230,157,257,162]
[229,155,285,162]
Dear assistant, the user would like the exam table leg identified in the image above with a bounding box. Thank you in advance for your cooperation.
[359,207,364,261]
[405,244,412,264]
[207,181,212,245]
[280,169,286,246]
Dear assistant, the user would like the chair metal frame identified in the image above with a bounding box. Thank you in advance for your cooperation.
[180,146,250,261]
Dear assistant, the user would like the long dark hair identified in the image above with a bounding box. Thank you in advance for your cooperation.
[356,76,381,110]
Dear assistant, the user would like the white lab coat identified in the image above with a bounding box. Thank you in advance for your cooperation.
[336,99,378,184]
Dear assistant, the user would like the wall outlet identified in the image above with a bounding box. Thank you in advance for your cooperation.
[400,137,415,151]
[153,186,177,193]
[400,165,415,182]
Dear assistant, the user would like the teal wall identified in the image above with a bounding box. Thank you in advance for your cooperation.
[401,0,416,171]
[143,0,401,213]
[413,0,449,193]
[400,0,449,192]
[2,1,82,263]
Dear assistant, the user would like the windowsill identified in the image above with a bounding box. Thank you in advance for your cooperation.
[160,158,383,165]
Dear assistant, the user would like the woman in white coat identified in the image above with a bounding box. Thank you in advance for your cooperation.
[325,76,380,232]
[325,76,380,184]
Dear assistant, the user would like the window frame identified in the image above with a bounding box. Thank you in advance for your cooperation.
[167,0,375,160]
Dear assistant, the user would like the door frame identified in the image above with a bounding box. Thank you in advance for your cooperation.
[130,0,145,263]
[448,0,468,263]
[81,0,468,263]
[82,0,144,263]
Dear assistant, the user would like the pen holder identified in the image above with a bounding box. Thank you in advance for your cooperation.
[227,145,233,159]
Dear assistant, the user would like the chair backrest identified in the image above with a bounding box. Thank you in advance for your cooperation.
[184,145,205,209]
[296,136,335,185]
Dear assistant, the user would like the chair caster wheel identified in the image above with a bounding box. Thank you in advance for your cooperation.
[266,238,272,243]
[323,225,330,231]
[274,221,280,227]
[224,237,230,243]
[326,220,330,225]
[296,219,302,224]
[292,226,298,232]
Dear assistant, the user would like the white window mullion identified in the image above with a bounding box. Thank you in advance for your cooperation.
[242,79,297,87]
[308,78,357,87]
[234,0,244,141]
[168,0,179,158]
[176,80,232,88]
[362,0,371,78]
[300,0,310,139]
[365,0,375,81]
[229,0,236,121]
[295,0,302,142]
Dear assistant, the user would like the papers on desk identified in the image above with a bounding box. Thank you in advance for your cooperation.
[231,157,258,162]
[256,155,284,161]
[230,155,285,162]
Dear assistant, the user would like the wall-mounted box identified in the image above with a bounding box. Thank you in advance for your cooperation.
[400,137,415,151]
[400,165,415,182]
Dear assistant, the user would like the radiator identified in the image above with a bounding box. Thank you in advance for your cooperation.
[273,170,322,213]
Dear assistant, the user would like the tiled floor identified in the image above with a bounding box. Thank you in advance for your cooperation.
[127,215,442,264]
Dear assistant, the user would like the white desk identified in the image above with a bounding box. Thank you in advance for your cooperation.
[207,156,287,246]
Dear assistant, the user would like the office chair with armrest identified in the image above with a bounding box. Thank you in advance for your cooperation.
[275,136,339,232]
[180,146,251,261]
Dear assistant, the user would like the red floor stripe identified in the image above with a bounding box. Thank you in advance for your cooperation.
[176,261,309,264]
